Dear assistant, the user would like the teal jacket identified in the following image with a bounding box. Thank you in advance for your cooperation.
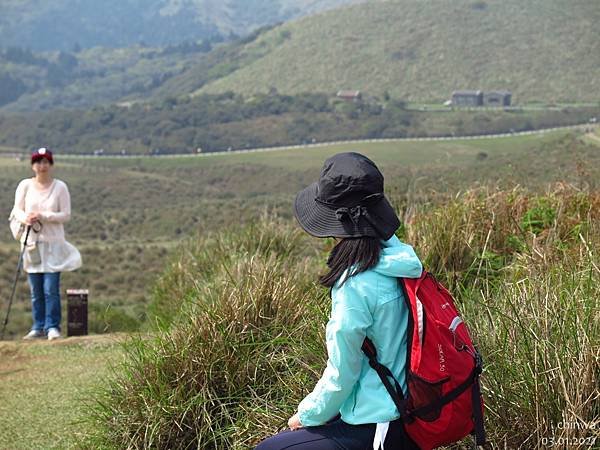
[298,235,423,426]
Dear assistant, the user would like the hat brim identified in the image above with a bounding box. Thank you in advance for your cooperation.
[293,182,400,240]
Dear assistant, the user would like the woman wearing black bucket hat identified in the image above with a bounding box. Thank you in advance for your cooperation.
[256,152,422,450]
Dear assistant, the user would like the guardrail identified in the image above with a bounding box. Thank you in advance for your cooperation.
[0,123,595,160]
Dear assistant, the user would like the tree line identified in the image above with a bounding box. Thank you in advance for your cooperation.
[0,92,597,154]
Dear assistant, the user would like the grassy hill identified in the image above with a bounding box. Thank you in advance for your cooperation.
[181,0,600,103]
[0,1,364,111]
[0,129,598,339]
[1,0,597,111]
[0,44,212,111]
[2,0,598,112]
[0,132,598,448]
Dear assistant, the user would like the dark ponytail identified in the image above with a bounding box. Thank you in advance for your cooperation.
[319,237,381,288]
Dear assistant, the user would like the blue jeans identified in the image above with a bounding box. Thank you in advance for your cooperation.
[28,272,61,332]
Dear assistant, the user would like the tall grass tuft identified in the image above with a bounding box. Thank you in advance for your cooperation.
[409,185,599,446]
[469,248,599,447]
[407,186,600,290]
[86,189,599,449]
[147,215,312,329]
[87,217,329,449]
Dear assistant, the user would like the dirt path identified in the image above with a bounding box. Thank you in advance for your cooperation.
[0,333,124,370]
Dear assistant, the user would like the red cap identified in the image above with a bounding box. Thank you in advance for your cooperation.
[31,147,54,165]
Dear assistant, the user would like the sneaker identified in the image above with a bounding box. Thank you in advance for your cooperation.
[23,329,45,340]
[47,328,61,341]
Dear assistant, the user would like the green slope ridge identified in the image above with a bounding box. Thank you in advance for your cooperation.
[180,0,600,102]
[2,0,597,111]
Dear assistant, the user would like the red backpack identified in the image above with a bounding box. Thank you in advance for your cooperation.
[362,271,486,450]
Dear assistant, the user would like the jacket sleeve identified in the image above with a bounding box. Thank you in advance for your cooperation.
[11,180,29,223]
[40,182,71,223]
[297,280,372,426]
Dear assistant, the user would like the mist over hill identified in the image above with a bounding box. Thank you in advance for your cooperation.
[0,0,364,51]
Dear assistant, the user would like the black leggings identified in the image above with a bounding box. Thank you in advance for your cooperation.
[255,418,419,450]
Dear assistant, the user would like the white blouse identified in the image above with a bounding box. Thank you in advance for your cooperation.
[11,178,82,273]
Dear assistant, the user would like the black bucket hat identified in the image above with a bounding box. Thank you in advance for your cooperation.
[294,152,400,240]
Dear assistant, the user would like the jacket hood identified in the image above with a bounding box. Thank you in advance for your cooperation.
[373,235,423,279]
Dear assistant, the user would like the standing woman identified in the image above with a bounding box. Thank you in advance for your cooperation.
[256,153,422,450]
[10,148,81,340]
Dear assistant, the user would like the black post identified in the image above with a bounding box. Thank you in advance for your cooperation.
[66,289,88,336]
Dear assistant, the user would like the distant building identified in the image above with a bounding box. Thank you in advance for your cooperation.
[483,90,512,106]
[336,90,362,101]
[451,90,483,106]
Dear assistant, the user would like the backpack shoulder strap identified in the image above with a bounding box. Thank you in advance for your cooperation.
[362,337,407,414]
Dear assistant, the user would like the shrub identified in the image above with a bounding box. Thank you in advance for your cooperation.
[521,197,556,235]
[147,215,308,329]
[406,187,600,289]
[88,218,328,449]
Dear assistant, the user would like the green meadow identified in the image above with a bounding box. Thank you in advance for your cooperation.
[0,335,124,450]
[0,129,598,448]
[1,130,597,339]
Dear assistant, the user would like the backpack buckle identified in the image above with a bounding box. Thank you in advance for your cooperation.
[399,399,414,423]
